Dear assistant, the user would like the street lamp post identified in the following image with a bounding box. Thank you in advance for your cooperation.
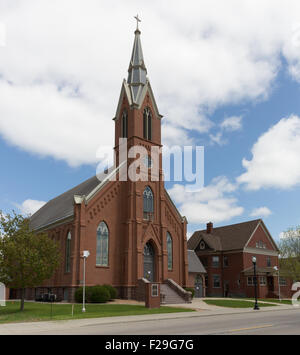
[274,266,281,302]
[82,250,90,313]
[252,256,260,310]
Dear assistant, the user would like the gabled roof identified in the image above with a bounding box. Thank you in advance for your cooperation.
[29,164,123,231]
[188,250,207,273]
[29,175,100,231]
[188,219,272,252]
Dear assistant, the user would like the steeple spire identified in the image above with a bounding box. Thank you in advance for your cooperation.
[127,16,147,104]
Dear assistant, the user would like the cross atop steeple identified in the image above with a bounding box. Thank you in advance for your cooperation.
[134,14,141,31]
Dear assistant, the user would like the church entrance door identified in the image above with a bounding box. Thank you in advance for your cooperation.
[144,242,155,282]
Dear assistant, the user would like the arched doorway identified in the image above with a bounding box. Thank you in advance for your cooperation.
[194,274,203,298]
[144,242,155,282]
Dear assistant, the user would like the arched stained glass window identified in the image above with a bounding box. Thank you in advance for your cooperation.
[167,232,173,271]
[65,231,71,273]
[143,186,154,220]
[143,107,152,141]
[121,110,128,138]
[96,222,109,266]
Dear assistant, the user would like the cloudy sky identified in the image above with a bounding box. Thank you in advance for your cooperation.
[1,0,300,240]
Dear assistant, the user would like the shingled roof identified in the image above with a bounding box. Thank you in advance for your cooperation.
[30,175,101,231]
[188,219,273,252]
[188,250,207,273]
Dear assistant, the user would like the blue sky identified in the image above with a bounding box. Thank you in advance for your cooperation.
[1,1,300,242]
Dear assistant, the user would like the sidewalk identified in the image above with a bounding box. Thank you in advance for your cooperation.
[0,300,297,335]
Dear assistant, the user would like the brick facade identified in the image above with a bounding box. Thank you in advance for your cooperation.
[189,220,292,299]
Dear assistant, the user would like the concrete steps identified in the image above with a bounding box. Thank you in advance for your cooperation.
[160,283,186,304]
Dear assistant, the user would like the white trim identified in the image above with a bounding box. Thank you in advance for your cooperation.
[113,80,162,122]
[85,160,127,203]
[244,222,260,249]
[113,80,133,121]
[244,220,279,252]
[74,195,85,204]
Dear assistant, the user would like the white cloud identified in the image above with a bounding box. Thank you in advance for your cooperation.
[237,115,300,190]
[0,1,300,165]
[220,116,243,132]
[161,123,193,147]
[16,199,46,215]
[250,207,272,218]
[168,176,244,224]
[209,116,242,146]
[209,132,227,146]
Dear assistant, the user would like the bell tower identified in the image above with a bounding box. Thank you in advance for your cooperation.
[113,20,163,175]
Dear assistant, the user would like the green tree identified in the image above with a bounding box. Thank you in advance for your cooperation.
[278,227,300,282]
[0,211,61,311]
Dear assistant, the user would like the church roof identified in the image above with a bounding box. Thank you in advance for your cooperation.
[30,163,126,231]
[188,250,207,273]
[29,175,100,231]
[188,219,264,252]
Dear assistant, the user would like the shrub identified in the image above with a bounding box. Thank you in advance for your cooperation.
[74,286,92,303]
[184,287,195,298]
[102,284,118,300]
[90,286,110,303]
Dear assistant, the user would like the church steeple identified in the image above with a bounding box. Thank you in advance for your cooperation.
[127,21,147,104]
[114,17,163,151]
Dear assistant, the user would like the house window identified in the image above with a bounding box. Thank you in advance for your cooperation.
[247,277,254,286]
[121,110,128,138]
[143,186,154,220]
[143,107,152,140]
[223,256,229,268]
[213,275,221,288]
[279,277,287,286]
[65,231,71,273]
[199,241,206,250]
[256,241,266,249]
[167,232,173,271]
[247,276,258,286]
[96,222,109,266]
[212,256,220,268]
[267,257,271,267]
[260,276,267,286]
[152,284,159,297]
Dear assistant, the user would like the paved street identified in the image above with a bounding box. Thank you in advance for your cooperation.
[42,309,300,335]
[0,304,299,335]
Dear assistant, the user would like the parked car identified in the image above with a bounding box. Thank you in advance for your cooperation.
[35,293,60,302]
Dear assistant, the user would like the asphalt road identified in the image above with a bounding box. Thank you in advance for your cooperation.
[35,308,300,335]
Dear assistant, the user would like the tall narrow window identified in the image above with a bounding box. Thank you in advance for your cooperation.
[121,110,128,138]
[65,231,71,273]
[96,222,109,266]
[167,232,173,270]
[143,107,152,140]
[143,186,154,219]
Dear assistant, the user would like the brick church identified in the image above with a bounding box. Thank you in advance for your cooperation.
[19,24,206,303]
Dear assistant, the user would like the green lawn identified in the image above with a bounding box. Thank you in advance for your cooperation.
[203,299,277,308]
[0,301,194,324]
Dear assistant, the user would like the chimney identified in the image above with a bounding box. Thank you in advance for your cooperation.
[206,222,213,234]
